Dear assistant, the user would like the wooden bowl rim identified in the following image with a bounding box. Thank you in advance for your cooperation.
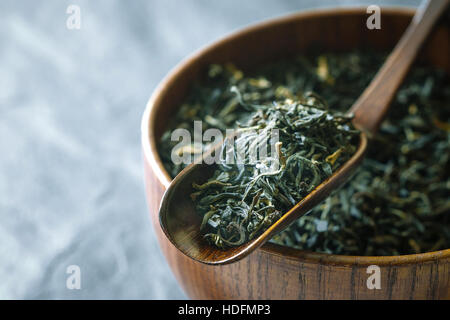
[141,6,450,266]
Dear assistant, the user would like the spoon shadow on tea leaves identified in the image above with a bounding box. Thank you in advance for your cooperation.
[158,0,450,265]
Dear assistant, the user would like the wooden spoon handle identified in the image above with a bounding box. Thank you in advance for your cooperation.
[350,0,449,136]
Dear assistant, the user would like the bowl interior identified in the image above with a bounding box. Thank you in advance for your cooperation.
[143,7,450,261]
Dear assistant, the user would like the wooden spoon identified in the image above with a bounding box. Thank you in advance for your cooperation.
[159,0,449,265]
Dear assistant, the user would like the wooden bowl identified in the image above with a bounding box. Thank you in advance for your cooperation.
[141,7,450,299]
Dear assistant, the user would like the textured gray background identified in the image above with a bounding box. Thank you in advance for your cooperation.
[0,0,420,300]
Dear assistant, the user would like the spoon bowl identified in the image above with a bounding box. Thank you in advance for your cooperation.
[160,133,368,264]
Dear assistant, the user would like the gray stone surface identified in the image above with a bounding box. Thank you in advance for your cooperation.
[0,0,419,299]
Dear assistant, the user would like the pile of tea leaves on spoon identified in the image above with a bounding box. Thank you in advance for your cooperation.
[190,93,359,248]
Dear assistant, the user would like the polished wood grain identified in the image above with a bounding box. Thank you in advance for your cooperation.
[141,7,450,299]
